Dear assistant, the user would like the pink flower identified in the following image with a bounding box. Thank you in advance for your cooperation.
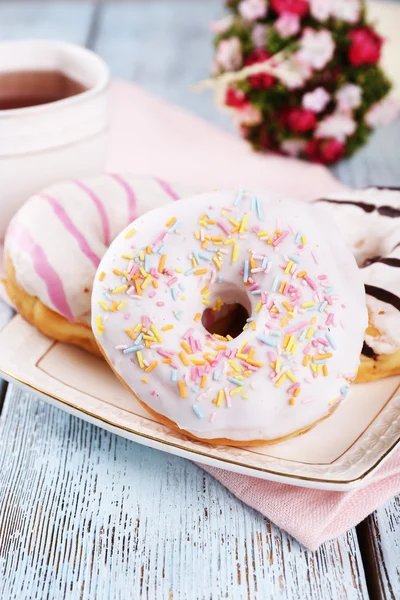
[271,0,309,17]
[316,113,357,141]
[309,0,361,23]
[225,87,249,109]
[209,15,234,34]
[365,97,400,128]
[336,84,362,112]
[297,28,336,70]
[252,24,268,48]
[216,37,243,71]
[245,48,276,89]
[286,108,317,133]
[280,138,306,157]
[305,138,346,164]
[239,0,268,20]
[302,87,330,113]
[331,0,361,24]
[274,13,300,38]
[348,27,383,67]
[234,104,263,126]
[310,0,332,21]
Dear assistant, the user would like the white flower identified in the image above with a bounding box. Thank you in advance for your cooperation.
[252,24,268,48]
[209,15,235,34]
[216,37,243,71]
[281,139,306,157]
[239,0,268,21]
[365,97,400,128]
[297,28,336,70]
[302,87,330,113]
[310,0,332,21]
[278,54,313,89]
[316,113,357,141]
[310,0,361,23]
[336,84,362,112]
[274,13,300,38]
[331,0,361,24]
[234,104,263,126]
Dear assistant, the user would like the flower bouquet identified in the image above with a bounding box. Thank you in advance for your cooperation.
[211,0,398,164]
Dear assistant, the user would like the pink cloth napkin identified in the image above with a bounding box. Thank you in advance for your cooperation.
[202,456,400,550]
[107,80,399,550]
[108,80,348,199]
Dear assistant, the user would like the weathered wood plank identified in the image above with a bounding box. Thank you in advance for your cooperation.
[358,500,400,600]
[0,389,369,600]
[0,300,14,414]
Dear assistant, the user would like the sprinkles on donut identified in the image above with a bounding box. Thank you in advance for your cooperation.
[92,188,367,445]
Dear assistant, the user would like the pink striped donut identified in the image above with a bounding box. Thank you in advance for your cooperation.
[4,173,196,353]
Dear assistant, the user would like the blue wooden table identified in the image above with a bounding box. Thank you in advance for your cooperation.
[0,2,399,598]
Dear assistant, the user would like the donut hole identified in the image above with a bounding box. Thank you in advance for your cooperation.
[201,288,251,339]
[202,304,249,338]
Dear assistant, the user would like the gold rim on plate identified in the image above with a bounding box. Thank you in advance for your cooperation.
[1,363,399,487]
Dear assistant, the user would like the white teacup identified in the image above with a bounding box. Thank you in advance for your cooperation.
[0,40,110,238]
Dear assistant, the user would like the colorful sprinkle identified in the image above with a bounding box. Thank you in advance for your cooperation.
[178,381,187,398]
[193,404,203,418]
[325,332,337,349]
[123,345,144,354]
[112,285,128,294]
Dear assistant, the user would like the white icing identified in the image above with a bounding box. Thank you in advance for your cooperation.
[317,188,400,356]
[92,189,367,442]
[4,174,197,323]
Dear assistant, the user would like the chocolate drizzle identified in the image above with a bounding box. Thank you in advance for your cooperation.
[362,257,400,268]
[377,205,400,218]
[365,284,400,312]
[376,186,400,191]
[362,342,378,360]
[315,197,400,218]
[316,192,400,257]
[315,198,375,213]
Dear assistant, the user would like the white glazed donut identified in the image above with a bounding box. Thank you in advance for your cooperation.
[4,173,196,354]
[315,187,400,382]
[92,188,367,445]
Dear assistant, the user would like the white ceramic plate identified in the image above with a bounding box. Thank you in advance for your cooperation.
[1,315,399,491]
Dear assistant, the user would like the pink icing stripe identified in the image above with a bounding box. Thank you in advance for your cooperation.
[155,178,180,200]
[40,193,101,269]
[8,221,74,322]
[73,180,111,245]
[109,173,137,222]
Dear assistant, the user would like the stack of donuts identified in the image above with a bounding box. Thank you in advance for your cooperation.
[4,173,399,445]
